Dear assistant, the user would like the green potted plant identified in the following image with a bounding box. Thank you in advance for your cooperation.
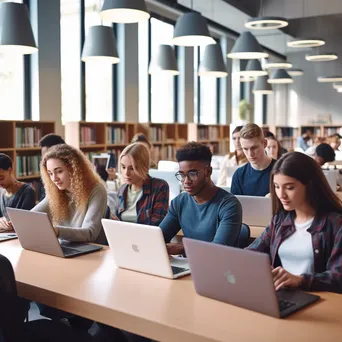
[239,99,252,121]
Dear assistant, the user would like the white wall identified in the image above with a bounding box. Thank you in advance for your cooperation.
[286,51,342,124]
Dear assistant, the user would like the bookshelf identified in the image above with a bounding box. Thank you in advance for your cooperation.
[187,123,230,155]
[0,120,55,200]
[65,121,137,164]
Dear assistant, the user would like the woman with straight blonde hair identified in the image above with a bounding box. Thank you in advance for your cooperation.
[32,144,107,242]
[114,142,169,226]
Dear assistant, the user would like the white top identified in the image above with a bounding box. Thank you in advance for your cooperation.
[278,217,314,275]
[217,154,246,187]
[121,186,143,223]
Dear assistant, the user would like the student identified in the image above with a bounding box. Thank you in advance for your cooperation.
[305,137,326,157]
[296,130,312,151]
[217,126,247,186]
[247,152,342,293]
[265,131,288,155]
[160,142,242,255]
[114,142,169,226]
[314,143,335,166]
[39,133,65,156]
[265,135,282,160]
[328,135,341,151]
[231,123,276,196]
[32,144,107,242]
[0,154,35,231]
[131,133,157,169]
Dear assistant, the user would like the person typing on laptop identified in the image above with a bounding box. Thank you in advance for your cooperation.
[160,142,242,255]
[32,144,107,242]
[231,123,276,196]
[247,152,342,293]
[0,153,35,232]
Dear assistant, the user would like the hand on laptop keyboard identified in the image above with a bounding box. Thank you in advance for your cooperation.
[272,266,304,291]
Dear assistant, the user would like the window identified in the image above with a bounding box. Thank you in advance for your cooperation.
[138,19,149,122]
[150,18,175,123]
[60,0,81,123]
[194,46,219,124]
[0,0,25,120]
[84,0,114,122]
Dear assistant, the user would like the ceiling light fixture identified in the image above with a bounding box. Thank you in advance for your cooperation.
[245,16,288,30]
[100,0,150,24]
[173,12,215,46]
[240,76,255,83]
[198,43,228,78]
[264,62,293,70]
[305,53,338,62]
[253,75,273,94]
[268,69,293,84]
[287,68,304,76]
[0,2,38,54]
[227,32,269,59]
[317,76,342,83]
[287,39,325,49]
[238,59,267,77]
[333,82,342,89]
[149,45,179,75]
[81,25,120,63]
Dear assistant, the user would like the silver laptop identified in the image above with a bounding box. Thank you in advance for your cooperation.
[101,219,190,279]
[323,170,337,191]
[0,232,17,242]
[236,195,272,227]
[7,208,103,258]
[148,169,181,203]
[183,238,320,318]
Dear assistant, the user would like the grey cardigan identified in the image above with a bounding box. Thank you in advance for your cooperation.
[32,183,107,242]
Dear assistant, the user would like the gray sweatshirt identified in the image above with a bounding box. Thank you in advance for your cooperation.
[32,183,107,242]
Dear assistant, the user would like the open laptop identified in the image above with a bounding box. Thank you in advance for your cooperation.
[101,219,190,279]
[148,169,181,203]
[323,170,338,192]
[7,208,103,258]
[236,195,272,227]
[0,232,17,242]
[183,238,320,318]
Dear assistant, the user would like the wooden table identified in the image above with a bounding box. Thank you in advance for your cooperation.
[1,240,342,342]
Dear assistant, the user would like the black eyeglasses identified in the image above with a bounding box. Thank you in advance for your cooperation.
[175,166,208,183]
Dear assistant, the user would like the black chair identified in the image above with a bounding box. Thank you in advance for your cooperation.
[236,223,251,249]
[0,254,92,342]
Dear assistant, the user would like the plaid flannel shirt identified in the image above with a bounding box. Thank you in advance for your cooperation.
[116,176,169,226]
[247,210,342,293]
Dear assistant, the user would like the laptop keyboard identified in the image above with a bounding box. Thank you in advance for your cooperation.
[61,246,80,256]
[171,266,189,275]
[278,299,296,312]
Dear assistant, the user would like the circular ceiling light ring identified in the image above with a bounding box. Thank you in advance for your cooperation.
[245,16,288,30]
[305,53,338,62]
[264,62,293,70]
[287,39,325,48]
[317,76,342,83]
[287,68,304,76]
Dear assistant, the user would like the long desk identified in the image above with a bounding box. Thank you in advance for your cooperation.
[1,240,342,342]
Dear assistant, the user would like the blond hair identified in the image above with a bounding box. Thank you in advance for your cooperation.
[41,144,104,225]
[240,123,264,141]
[119,143,150,180]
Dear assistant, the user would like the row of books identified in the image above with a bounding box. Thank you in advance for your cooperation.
[150,127,164,142]
[106,127,126,144]
[324,127,342,136]
[80,126,97,145]
[16,127,43,148]
[276,127,298,139]
[16,155,41,177]
[198,127,219,140]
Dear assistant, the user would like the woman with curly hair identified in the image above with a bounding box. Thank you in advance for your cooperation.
[32,144,107,242]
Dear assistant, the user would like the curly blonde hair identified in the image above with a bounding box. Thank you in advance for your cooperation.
[40,144,104,225]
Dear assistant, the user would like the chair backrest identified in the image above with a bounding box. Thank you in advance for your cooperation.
[158,160,179,171]
[236,223,251,249]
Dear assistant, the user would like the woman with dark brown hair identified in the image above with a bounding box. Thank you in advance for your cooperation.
[247,152,342,293]
[265,135,282,160]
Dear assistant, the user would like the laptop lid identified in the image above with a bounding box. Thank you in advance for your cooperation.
[183,238,280,317]
[7,208,64,257]
[148,169,181,203]
[236,195,272,227]
[101,219,176,278]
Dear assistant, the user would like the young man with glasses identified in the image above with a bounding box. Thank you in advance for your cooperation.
[160,142,242,255]
[231,123,276,196]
